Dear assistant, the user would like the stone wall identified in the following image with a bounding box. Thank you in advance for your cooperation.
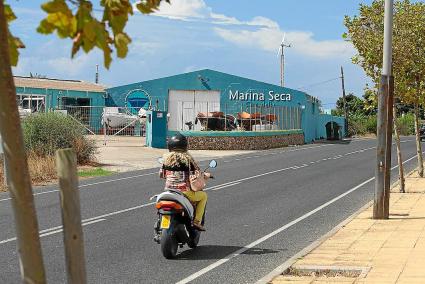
[187,133,304,150]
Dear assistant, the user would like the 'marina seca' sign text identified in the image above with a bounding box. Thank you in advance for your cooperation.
[229,90,291,102]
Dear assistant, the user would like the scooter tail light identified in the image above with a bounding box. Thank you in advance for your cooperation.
[156,201,183,210]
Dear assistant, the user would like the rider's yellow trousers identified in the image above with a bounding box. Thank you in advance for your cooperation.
[183,190,207,223]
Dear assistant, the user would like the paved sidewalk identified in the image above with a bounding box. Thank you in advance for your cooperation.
[271,171,425,284]
[91,136,255,172]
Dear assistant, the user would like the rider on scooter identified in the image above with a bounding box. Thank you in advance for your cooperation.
[159,133,208,231]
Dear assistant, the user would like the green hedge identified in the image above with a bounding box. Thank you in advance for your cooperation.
[347,113,415,136]
[348,115,376,136]
[397,113,415,136]
[22,112,96,164]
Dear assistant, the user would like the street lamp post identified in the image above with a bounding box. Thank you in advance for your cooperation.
[374,0,394,219]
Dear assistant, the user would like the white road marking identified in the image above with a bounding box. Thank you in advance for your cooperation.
[0,218,106,245]
[0,237,17,245]
[0,172,158,203]
[176,153,420,284]
[81,204,154,223]
[210,182,242,191]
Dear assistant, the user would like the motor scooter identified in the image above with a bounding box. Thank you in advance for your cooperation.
[153,159,217,259]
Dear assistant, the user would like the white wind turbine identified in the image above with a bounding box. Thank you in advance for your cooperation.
[277,33,291,87]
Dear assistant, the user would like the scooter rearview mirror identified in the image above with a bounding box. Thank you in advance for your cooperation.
[209,160,217,169]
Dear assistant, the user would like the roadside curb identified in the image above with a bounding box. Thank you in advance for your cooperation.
[255,200,373,284]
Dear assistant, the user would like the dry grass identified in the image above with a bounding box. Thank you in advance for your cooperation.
[27,152,57,184]
[0,152,57,192]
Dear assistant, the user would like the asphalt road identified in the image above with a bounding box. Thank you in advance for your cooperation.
[0,137,421,283]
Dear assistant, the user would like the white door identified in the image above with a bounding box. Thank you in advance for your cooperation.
[168,90,220,131]
[168,90,194,131]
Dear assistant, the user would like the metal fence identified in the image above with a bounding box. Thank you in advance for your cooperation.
[19,102,302,139]
[60,106,147,138]
[172,102,302,132]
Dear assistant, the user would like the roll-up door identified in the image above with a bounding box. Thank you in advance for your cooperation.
[168,90,220,131]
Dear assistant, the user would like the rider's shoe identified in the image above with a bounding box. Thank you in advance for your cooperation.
[193,220,206,231]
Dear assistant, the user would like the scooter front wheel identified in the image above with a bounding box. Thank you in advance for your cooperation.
[161,228,178,259]
[187,231,200,248]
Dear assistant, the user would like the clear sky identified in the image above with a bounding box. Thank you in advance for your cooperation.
[9,0,377,108]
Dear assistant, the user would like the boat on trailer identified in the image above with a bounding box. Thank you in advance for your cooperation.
[101,107,146,128]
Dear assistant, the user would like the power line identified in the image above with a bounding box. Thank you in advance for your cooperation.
[298,77,340,91]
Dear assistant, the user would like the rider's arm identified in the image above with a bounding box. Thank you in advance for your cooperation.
[159,165,166,179]
[190,158,200,171]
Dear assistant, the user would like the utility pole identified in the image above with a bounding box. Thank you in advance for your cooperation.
[374,0,394,219]
[340,67,348,137]
[95,64,99,84]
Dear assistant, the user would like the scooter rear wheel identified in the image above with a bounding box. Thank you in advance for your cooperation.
[161,229,178,259]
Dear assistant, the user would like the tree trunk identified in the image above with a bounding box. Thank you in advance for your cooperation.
[0,3,46,283]
[414,102,424,177]
[393,105,405,193]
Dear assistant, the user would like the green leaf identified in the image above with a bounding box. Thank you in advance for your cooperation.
[4,3,17,22]
[114,32,131,58]
[4,4,25,66]
[135,0,170,14]
[103,45,112,69]
[37,0,76,38]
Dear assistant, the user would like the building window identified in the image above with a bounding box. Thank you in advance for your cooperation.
[61,97,91,126]
[17,94,45,112]
[61,97,90,107]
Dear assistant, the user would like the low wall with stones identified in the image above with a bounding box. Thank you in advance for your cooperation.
[186,133,305,150]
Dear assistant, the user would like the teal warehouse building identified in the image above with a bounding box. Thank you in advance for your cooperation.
[14,76,106,132]
[106,69,345,145]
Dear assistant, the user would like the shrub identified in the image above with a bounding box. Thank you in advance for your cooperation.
[397,113,415,136]
[347,115,377,136]
[22,112,96,164]
[364,115,377,134]
[348,118,366,136]
[347,112,414,137]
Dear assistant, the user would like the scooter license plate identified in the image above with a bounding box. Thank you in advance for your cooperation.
[160,215,171,229]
